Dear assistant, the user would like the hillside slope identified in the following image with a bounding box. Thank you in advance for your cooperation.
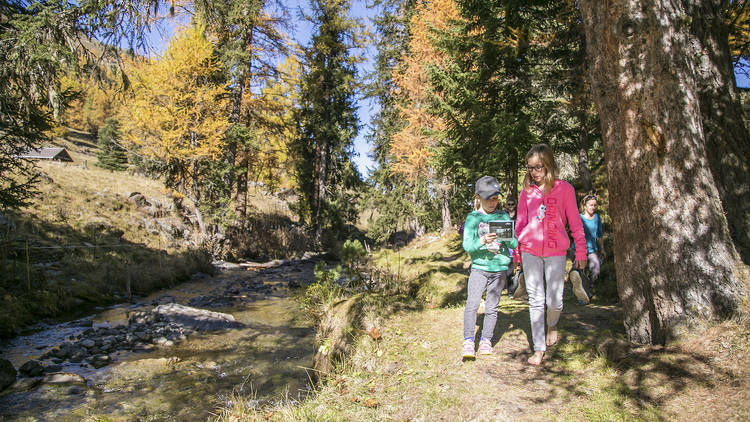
[1,135,211,336]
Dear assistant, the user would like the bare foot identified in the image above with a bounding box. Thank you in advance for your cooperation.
[527,351,544,366]
[546,326,559,347]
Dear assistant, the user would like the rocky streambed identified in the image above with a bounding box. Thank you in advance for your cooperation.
[0,257,321,421]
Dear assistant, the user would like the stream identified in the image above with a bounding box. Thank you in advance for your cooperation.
[0,258,319,421]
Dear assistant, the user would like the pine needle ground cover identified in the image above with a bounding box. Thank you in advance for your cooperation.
[215,235,750,422]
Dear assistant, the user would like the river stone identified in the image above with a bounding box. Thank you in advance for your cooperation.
[153,303,244,331]
[69,350,87,363]
[89,355,111,369]
[43,372,86,385]
[19,360,44,377]
[44,364,64,373]
[79,338,96,349]
[0,359,16,391]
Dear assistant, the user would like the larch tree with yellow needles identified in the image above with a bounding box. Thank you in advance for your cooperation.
[120,23,230,235]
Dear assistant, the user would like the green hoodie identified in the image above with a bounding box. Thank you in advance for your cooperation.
[462,210,518,272]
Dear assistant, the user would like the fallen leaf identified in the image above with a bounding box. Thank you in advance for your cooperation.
[367,326,382,340]
[363,398,378,408]
[368,387,376,393]
[264,412,274,421]
[351,396,359,403]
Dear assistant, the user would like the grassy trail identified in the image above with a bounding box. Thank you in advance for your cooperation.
[216,235,750,422]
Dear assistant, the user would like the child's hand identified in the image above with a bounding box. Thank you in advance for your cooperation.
[482,233,497,244]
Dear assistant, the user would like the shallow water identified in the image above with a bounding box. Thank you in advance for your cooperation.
[0,262,317,421]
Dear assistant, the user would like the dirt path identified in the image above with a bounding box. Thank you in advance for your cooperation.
[312,286,749,421]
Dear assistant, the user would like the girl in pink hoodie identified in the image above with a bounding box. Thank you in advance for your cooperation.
[513,144,587,366]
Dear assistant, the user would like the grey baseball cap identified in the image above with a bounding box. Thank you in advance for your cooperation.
[475,176,501,200]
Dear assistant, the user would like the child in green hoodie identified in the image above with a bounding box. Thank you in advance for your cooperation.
[461,176,518,359]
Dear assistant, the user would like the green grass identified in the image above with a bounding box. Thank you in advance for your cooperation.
[213,233,750,422]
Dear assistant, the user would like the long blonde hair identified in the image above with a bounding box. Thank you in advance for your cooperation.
[522,144,558,193]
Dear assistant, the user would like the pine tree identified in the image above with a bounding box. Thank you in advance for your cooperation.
[0,0,162,209]
[364,0,423,242]
[292,0,362,245]
[426,0,573,200]
[96,118,128,171]
[119,23,231,234]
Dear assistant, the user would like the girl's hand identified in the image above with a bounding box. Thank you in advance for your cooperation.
[575,259,587,270]
[482,233,497,244]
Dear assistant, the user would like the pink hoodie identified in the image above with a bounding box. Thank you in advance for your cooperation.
[515,179,587,262]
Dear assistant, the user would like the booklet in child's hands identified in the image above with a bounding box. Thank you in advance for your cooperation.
[488,220,514,242]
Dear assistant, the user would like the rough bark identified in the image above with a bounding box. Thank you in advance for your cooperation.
[691,1,750,263]
[580,0,747,344]
[504,148,518,201]
[577,109,594,193]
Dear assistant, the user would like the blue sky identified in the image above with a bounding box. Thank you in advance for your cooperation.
[146,3,750,179]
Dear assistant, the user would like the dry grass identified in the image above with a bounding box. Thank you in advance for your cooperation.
[214,235,750,422]
[0,141,213,336]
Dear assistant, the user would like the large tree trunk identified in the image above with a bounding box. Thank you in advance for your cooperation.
[691,2,750,263]
[580,0,747,344]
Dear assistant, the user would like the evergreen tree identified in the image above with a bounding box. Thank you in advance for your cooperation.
[427,0,586,201]
[364,0,423,242]
[0,0,162,209]
[192,0,290,221]
[96,118,128,171]
[292,0,362,245]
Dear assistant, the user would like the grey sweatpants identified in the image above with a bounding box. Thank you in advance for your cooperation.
[588,252,601,282]
[522,253,566,352]
[463,268,506,340]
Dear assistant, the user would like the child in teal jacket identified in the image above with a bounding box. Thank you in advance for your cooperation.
[461,176,518,359]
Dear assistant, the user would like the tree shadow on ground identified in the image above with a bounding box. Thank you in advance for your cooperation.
[478,283,745,419]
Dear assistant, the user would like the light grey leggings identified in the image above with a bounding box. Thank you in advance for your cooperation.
[588,252,601,282]
[522,253,566,352]
[463,268,506,340]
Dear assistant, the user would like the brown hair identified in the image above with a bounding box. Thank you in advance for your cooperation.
[522,144,558,193]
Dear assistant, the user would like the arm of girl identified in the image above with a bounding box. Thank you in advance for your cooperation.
[565,186,588,268]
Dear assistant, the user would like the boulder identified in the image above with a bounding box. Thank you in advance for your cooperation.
[19,359,44,377]
[0,359,16,391]
[153,303,243,331]
[43,372,86,385]
[128,192,151,208]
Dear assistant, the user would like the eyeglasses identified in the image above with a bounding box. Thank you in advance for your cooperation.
[583,194,597,202]
[526,165,545,173]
